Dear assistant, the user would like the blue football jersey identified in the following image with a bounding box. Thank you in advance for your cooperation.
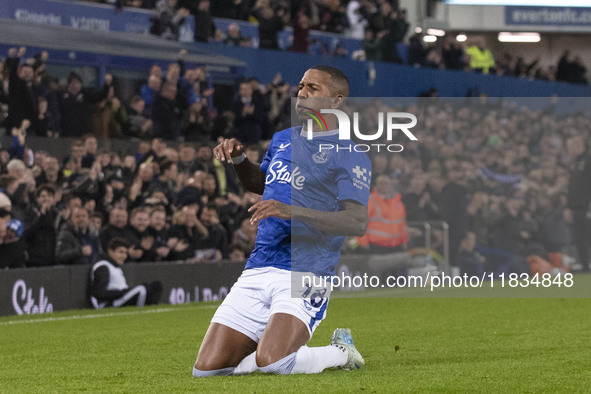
[245,127,372,276]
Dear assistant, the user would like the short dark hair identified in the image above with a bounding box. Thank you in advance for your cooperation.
[196,144,212,152]
[37,184,56,197]
[309,65,350,96]
[160,160,176,173]
[179,142,195,150]
[130,95,144,105]
[62,192,82,208]
[150,205,166,216]
[130,206,149,219]
[90,211,104,220]
[162,81,176,91]
[108,237,131,251]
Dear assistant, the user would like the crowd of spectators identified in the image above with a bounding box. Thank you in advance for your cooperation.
[0,130,263,268]
[402,37,588,85]
[0,46,292,144]
[0,45,276,268]
[146,0,413,60]
[83,0,590,84]
[341,97,589,274]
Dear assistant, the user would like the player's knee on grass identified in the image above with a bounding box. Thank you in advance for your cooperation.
[255,349,285,368]
[257,353,297,375]
[195,351,244,372]
[192,366,235,377]
[194,357,228,372]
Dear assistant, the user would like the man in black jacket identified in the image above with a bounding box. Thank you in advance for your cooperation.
[189,0,215,43]
[99,206,131,251]
[56,207,102,265]
[257,6,284,50]
[431,171,469,266]
[232,82,264,146]
[152,81,181,140]
[90,238,162,309]
[59,72,112,137]
[379,7,408,64]
[199,204,229,260]
[145,205,170,262]
[5,47,38,134]
[166,203,209,261]
[125,206,153,262]
[24,185,60,267]
[566,136,591,271]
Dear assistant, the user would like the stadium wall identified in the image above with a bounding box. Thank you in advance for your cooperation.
[0,261,245,317]
[0,254,408,317]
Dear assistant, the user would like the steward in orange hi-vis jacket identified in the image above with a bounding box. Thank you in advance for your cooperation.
[357,175,408,253]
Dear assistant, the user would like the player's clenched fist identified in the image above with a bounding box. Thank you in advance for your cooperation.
[214,138,245,163]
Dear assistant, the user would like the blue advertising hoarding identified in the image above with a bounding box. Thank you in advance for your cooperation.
[5,0,151,33]
[505,6,591,26]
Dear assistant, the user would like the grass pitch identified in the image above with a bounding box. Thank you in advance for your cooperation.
[1,274,590,393]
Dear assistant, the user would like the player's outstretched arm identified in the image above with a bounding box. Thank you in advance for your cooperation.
[214,138,266,195]
[249,199,368,236]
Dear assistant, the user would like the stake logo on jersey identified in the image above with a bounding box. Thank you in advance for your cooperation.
[246,126,372,276]
[265,161,305,190]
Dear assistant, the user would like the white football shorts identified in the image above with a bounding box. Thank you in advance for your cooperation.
[211,267,331,342]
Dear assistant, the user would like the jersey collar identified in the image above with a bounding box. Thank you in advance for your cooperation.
[299,128,340,138]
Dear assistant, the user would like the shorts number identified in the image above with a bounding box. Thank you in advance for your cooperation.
[302,283,327,308]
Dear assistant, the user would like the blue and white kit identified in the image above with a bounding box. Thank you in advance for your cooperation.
[212,127,372,340]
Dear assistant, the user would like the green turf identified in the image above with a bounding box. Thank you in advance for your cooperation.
[1,274,590,393]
